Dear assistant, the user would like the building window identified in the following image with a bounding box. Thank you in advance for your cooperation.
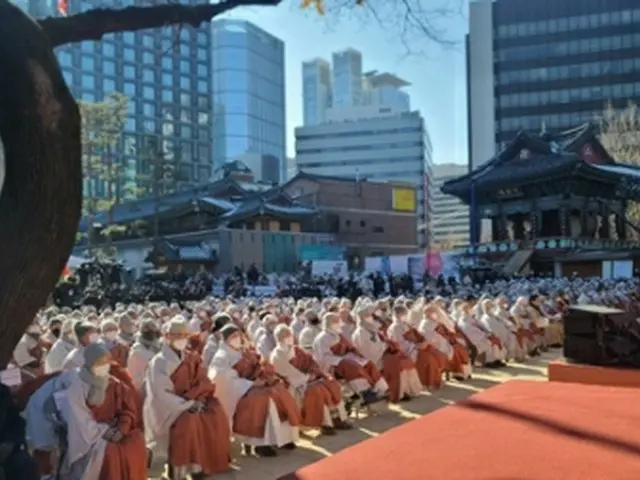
[360,220,366,228]
[372,226,384,233]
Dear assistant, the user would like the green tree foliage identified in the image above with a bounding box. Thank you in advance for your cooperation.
[79,92,128,252]
[599,102,640,237]
[80,92,129,215]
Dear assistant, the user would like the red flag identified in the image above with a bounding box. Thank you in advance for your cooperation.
[61,265,72,278]
[57,0,68,16]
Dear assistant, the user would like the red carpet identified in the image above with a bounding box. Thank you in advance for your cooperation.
[279,381,640,480]
[548,360,640,388]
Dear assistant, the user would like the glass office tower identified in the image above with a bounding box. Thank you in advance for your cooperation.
[212,19,286,182]
[17,0,214,197]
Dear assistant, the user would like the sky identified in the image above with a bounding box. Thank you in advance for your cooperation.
[221,1,470,166]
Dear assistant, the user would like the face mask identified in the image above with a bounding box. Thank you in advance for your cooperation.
[92,364,110,378]
[331,323,341,333]
[88,333,99,344]
[228,338,242,350]
[27,326,40,334]
[172,339,188,351]
[104,331,117,341]
[283,337,294,346]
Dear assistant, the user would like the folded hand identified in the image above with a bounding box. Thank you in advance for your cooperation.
[109,429,124,443]
[189,401,205,413]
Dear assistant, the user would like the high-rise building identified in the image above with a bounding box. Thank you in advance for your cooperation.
[302,50,411,126]
[432,164,469,248]
[302,58,332,126]
[294,111,433,248]
[332,48,364,107]
[467,0,640,170]
[212,19,286,182]
[30,0,214,198]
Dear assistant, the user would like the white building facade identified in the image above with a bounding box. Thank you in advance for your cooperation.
[302,49,412,127]
[432,164,470,248]
[295,111,433,248]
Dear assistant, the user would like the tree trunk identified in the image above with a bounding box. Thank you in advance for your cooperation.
[0,2,82,368]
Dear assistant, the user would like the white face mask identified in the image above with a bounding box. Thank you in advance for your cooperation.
[87,333,99,344]
[27,326,40,334]
[172,339,188,351]
[228,338,242,350]
[92,364,110,378]
[330,323,341,333]
[104,331,117,341]
[283,337,294,346]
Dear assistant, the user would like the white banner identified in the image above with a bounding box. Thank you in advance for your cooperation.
[312,260,348,278]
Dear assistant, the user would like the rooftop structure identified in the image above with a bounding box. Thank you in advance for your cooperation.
[442,122,640,276]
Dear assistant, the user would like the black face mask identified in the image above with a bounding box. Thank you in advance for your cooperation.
[51,328,61,338]
[141,331,159,341]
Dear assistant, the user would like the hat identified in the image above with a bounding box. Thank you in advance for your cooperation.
[165,318,188,335]
[220,324,240,341]
[83,342,110,368]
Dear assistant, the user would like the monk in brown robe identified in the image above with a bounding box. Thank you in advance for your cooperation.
[209,324,301,458]
[145,318,231,479]
[270,324,352,435]
[313,312,389,405]
[101,319,130,368]
[61,342,147,479]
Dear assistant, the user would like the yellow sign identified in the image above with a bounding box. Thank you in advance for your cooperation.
[392,188,416,212]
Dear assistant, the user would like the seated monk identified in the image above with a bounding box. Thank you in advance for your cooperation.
[352,305,422,401]
[58,343,147,479]
[100,319,130,368]
[187,311,213,355]
[13,321,45,383]
[419,305,472,381]
[209,324,301,458]
[386,305,448,390]
[270,325,352,435]
[22,371,73,477]
[144,318,231,479]
[313,312,389,404]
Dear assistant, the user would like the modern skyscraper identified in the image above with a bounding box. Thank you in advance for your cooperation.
[17,0,214,197]
[467,0,640,170]
[302,49,411,126]
[332,48,363,107]
[302,58,332,126]
[211,19,286,182]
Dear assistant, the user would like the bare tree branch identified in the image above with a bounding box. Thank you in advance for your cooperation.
[318,0,464,53]
[39,0,283,47]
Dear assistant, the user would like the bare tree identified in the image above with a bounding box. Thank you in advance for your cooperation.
[599,102,640,236]
[0,0,457,367]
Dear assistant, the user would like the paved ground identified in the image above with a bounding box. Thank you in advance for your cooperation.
[150,350,561,479]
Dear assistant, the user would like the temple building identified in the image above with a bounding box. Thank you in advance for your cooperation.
[75,172,418,274]
[442,123,640,277]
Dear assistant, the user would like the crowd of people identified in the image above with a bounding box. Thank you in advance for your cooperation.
[3,275,639,479]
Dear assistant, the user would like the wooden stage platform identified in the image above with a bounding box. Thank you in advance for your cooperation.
[279,380,640,480]
[548,360,640,389]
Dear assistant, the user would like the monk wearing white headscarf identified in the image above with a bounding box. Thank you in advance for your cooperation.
[313,312,389,404]
[145,318,231,477]
[270,324,351,435]
[353,304,422,401]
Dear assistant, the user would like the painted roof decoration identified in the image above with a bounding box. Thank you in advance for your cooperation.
[441,122,640,198]
[78,176,317,233]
